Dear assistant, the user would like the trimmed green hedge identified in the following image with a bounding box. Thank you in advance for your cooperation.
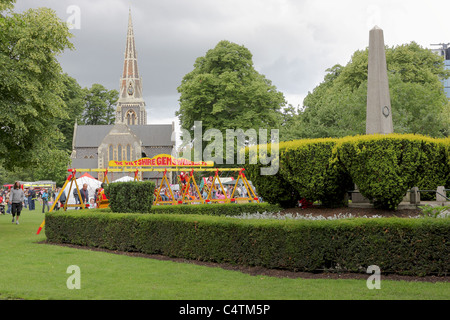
[414,137,449,200]
[244,163,300,208]
[45,212,450,276]
[244,144,300,208]
[334,134,450,209]
[280,138,353,207]
[104,181,155,213]
[245,134,450,209]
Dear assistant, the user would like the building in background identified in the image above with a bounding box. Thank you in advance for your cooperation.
[71,9,175,183]
[431,43,450,98]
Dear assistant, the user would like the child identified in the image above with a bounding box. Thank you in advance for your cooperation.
[89,198,97,209]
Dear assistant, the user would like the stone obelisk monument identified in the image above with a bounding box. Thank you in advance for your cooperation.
[352,26,395,206]
[366,26,393,134]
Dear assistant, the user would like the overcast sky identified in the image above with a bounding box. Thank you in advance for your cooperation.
[14,0,450,131]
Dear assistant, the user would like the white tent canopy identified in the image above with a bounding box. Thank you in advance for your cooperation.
[111,176,134,183]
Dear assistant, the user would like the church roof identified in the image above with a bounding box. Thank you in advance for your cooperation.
[74,124,174,148]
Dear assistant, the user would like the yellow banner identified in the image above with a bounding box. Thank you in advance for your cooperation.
[108,154,214,168]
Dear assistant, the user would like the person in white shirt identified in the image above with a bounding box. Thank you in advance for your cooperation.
[9,181,24,225]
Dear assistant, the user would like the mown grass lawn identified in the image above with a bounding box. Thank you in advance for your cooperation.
[0,203,448,300]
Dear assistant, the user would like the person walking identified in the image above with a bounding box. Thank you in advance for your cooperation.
[10,181,24,225]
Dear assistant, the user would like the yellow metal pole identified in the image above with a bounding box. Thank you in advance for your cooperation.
[36,172,73,235]
[163,173,176,205]
[189,170,204,204]
[230,174,242,200]
[64,174,75,211]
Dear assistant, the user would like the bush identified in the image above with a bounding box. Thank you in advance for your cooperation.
[45,212,450,276]
[245,134,449,210]
[280,138,353,207]
[334,134,448,209]
[415,137,449,200]
[243,144,300,208]
[244,163,300,208]
[104,181,155,213]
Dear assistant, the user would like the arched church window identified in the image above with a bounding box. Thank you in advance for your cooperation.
[127,145,131,161]
[126,110,137,126]
[109,145,113,162]
[118,145,122,162]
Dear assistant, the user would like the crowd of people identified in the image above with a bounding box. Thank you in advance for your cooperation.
[0,181,110,225]
[0,182,73,223]
[0,175,259,219]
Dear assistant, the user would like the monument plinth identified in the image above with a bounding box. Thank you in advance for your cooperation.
[366,26,393,134]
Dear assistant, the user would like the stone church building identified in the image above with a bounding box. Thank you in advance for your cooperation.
[70,10,175,183]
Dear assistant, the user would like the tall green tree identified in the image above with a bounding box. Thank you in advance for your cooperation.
[282,42,450,140]
[176,40,286,163]
[0,0,15,12]
[56,74,85,151]
[0,3,74,170]
[81,83,118,125]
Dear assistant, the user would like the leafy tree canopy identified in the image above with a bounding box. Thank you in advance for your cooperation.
[282,42,450,140]
[81,84,118,126]
[176,40,286,161]
[0,3,74,170]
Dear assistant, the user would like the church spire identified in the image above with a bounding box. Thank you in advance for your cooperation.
[116,7,147,125]
[121,7,142,99]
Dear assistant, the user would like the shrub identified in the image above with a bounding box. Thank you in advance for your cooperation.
[280,138,353,207]
[244,163,300,208]
[334,134,448,210]
[104,181,155,213]
[45,212,450,276]
[244,144,300,208]
[245,134,449,210]
[414,137,450,200]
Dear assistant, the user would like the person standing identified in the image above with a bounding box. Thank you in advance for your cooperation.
[6,190,11,214]
[73,187,79,209]
[29,188,36,211]
[58,189,67,211]
[42,189,50,213]
[10,181,24,225]
[23,188,28,208]
[80,183,89,209]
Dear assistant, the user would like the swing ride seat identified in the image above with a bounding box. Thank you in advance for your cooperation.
[97,198,109,209]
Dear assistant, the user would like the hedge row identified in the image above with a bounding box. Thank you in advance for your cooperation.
[45,212,450,276]
[105,181,155,213]
[245,134,450,210]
